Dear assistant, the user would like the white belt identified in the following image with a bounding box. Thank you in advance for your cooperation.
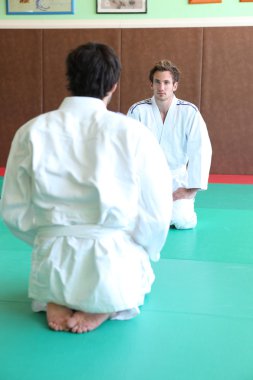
[36,224,122,239]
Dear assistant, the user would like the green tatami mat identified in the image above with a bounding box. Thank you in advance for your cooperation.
[196,183,253,210]
[1,303,253,380]
[0,222,30,302]
[162,208,253,264]
[1,302,253,380]
[150,259,253,318]
[0,221,30,251]
[0,183,253,380]
[0,249,30,302]
[162,183,253,264]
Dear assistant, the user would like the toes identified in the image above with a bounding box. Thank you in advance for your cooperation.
[46,303,74,332]
[48,321,63,331]
[48,318,71,332]
[67,316,88,333]
[70,323,89,334]
[66,316,76,329]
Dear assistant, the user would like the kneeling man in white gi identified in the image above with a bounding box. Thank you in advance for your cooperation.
[1,43,172,333]
[127,60,212,229]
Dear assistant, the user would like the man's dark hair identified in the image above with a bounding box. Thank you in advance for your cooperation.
[149,60,180,84]
[66,42,121,99]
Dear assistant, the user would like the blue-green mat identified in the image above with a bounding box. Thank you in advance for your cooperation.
[1,183,253,380]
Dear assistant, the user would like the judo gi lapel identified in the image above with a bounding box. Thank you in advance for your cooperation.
[151,95,178,144]
[151,96,165,143]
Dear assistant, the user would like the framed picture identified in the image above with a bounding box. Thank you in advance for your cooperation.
[189,0,221,3]
[96,0,147,13]
[6,0,74,15]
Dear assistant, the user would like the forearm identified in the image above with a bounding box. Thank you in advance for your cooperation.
[173,187,199,201]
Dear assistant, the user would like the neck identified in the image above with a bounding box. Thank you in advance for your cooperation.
[103,93,112,107]
[103,83,117,107]
[155,98,173,123]
[156,95,174,112]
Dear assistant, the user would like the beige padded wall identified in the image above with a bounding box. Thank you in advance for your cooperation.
[0,30,43,167]
[201,27,253,174]
[120,28,203,114]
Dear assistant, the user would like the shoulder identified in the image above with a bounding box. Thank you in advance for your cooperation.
[107,109,147,131]
[176,99,199,113]
[106,110,156,144]
[22,110,58,128]
[15,110,61,141]
[175,98,207,129]
[128,98,152,114]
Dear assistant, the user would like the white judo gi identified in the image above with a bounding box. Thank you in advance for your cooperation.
[127,95,212,229]
[1,97,172,320]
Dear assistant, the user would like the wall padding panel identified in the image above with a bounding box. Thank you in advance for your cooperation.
[0,30,43,166]
[201,27,253,175]
[120,28,203,114]
[0,27,253,174]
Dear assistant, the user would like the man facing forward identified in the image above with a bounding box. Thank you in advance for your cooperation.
[127,60,212,229]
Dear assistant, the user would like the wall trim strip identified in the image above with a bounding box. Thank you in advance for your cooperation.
[0,17,253,29]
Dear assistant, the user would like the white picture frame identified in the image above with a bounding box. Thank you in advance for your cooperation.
[96,0,147,14]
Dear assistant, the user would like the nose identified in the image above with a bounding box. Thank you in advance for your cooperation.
[158,82,165,90]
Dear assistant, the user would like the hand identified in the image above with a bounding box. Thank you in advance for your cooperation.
[173,187,199,201]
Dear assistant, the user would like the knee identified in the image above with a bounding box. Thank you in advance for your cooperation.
[171,199,197,230]
[171,217,197,230]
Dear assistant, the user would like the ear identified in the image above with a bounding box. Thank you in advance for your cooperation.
[173,82,178,92]
[103,83,118,106]
[111,83,118,94]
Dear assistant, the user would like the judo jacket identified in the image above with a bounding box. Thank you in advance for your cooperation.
[1,97,172,313]
[127,95,212,192]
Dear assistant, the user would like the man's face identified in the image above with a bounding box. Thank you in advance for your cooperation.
[151,71,178,103]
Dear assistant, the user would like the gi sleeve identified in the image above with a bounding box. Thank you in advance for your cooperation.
[186,111,212,190]
[1,127,36,246]
[132,126,172,262]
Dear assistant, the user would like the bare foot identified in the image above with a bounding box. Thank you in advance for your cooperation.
[67,311,111,333]
[47,303,74,332]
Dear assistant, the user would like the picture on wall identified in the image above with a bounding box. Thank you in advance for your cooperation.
[96,0,147,13]
[6,0,74,14]
[189,0,221,3]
